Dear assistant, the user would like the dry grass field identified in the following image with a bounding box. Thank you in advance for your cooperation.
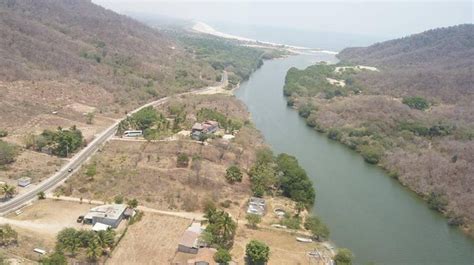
[232,227,329,265]
[62,95,264,212]
[106,213,191,265]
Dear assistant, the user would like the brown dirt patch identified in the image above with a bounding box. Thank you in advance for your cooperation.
[106,213,191,265]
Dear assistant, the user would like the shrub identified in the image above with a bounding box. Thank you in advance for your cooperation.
[0,225,18,246]
[334,248,353,265]
[358,144,384,164]
[225,165,243,183]
[0,130,7,138]
[280,214,301,229]
[85,163,97,178]
[114,195,124,204]
[40,251,67,265]
[427,191,448,212]
[245,240,270,264]
[246,214,262,229]
[298,103,315,118]
[37,191,46,200]
[402,96,430,110]
[177,153,189,168]
[304,216,330,241]
[327,128,342,141]
[214,248,232,264]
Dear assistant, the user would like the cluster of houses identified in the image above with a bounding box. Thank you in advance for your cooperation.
[191,120,219,140]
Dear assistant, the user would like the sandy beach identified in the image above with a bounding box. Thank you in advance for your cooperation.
[192,21,338,55]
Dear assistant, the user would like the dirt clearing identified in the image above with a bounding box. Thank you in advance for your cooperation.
[107,213,191,265]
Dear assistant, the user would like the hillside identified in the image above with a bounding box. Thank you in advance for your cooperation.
[285,25,474,236]
[0,0,218,131]
[337,24,473,104]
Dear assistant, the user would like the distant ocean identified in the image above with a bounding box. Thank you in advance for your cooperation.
[207,22,387,51]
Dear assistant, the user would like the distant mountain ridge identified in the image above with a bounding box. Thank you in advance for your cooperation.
[338,24,473,70]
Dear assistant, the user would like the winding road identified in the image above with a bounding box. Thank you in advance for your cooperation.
[0,72,228,215]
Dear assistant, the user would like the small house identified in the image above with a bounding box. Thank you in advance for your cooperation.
[191,121,219,140]
[18,177,32,187]
[178,222,204,254]
[83,204,127,228]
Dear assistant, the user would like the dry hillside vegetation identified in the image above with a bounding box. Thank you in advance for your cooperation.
[61,95,265,211]
[286,24,474,235]
[0,0,222,190]
[0,0,219,137]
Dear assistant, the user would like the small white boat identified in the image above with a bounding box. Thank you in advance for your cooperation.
[296,237,313,243]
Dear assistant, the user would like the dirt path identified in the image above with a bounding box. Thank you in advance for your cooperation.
[0,217,63,235]
[44,195,204,221]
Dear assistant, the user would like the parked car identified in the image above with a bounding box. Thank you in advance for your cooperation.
[77,215,84,223]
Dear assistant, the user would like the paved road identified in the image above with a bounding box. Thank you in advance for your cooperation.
[0,73,228,215]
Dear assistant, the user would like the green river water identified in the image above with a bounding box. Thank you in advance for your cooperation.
[234,53,474,265]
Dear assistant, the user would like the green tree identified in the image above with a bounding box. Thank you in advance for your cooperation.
[203,208,236,249]
[96,229,115,250]
[225,165,243,183]
[304,216,330,241]
[86,112,95,125]
[334,248,353,265]
[1,184,16,200]
[0,225,18,246]
[214,248,232,264]
[276,153,315,206]
[86,238,102,261]
[132,106,159,130]
[127,198,139,209]
[114,194,124,204]
[245,240,270,265]
[358,144,384,164]
[0,140,16,165]
[402,96,430,110]
[37,191,46,200]
[246,214,262,229]
[56,228,80,256]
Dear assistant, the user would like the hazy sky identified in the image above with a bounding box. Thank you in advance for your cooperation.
[94,0,472,38]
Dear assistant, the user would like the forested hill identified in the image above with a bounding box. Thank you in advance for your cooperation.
[338,24,473,70]
[336,24,473,104]
[0,0,217,105]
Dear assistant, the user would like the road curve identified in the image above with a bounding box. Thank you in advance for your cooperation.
[0,73,228,215]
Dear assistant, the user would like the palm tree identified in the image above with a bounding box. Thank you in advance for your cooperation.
[2,184,15,199]
[96,229,115,253]
[86,238,103,261]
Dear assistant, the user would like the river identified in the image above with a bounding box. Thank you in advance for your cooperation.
[234,54,474,265]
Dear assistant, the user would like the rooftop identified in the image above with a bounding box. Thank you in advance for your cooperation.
[85,204,127,220]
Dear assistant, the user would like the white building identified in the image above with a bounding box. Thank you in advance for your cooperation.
[84,204,127,228]
[18,177,32,187]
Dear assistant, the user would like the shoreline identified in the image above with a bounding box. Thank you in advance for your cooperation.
[191,21,338,55]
